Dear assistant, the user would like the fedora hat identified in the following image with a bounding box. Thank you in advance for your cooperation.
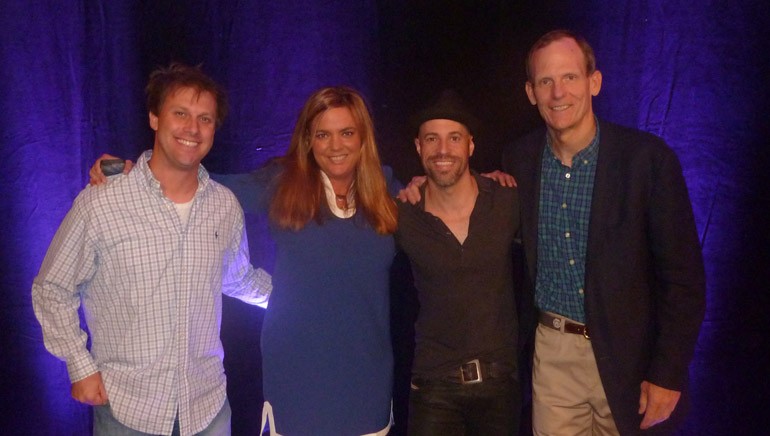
[412,89,480,136]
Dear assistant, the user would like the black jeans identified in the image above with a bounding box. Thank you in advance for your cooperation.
[407,375,521,436]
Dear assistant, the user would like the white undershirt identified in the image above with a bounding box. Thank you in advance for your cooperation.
[173,198,194,226]
[320,171,355,219]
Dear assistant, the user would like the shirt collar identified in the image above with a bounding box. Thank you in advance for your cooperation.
[320,170,356,219]
[544,116,601,166]
[136,150,211,199]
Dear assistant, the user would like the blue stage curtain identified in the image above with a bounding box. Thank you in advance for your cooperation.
[1,1,768,434]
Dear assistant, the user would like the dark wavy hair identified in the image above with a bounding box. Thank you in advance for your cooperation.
[145,63,228,128]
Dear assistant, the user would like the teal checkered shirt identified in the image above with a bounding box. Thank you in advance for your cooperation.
[535,124,600,323]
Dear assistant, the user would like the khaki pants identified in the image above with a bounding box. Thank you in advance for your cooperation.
[532,317,619,436]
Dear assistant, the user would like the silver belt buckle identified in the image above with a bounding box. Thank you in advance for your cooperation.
[460,359,482,384]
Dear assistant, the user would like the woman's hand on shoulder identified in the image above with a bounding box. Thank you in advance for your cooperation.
[89,153,134,185]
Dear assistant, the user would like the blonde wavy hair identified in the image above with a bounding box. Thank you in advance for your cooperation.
[269,86,397,235]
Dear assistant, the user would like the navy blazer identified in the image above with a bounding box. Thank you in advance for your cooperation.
[503,119,706,435]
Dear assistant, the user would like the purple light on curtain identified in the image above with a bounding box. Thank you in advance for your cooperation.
[1,0,90,431]
[1,0,150,431]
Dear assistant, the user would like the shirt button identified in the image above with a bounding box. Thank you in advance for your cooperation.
[583,160,589,165]
[565,173,571,179]
[569,259,575,265]
[565,232,571,238]
[578,288,584,294]
[561,203,567,209]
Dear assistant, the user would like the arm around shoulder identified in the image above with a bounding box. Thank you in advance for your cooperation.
[211,162,282,215]
[382,164,404,196]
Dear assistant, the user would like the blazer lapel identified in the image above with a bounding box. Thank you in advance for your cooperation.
[586,120,620,275]
[518,135,545,283]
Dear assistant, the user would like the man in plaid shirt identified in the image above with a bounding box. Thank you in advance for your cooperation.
[32,63,271,435]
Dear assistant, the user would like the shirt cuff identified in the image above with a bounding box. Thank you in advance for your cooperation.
[66,351,99,383]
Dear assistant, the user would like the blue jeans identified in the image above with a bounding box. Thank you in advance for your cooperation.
[407,375,520,436]
[93,398,231,435]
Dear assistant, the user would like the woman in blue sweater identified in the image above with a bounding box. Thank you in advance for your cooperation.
[219,87,399,435]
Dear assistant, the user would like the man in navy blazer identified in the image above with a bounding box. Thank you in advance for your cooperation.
[502,30,706,435]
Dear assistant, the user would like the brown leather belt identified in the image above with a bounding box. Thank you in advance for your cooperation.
[539,311,590,339]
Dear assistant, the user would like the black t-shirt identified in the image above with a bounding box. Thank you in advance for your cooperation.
[396,175,521,376]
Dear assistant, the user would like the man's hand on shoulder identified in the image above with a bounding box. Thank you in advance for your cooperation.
[395,170,516,204]
[89,153,134,186]
[71,371,109,405]
[396,175,427,204]
[638,380,681,429]
[480,170,517,187]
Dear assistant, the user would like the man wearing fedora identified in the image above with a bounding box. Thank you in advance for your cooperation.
[396,90,522,435]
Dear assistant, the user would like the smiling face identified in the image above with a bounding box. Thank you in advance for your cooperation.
[149,86,217,174]
[525,37,602,140]
[415,118,474,188]
[310,106,363,193]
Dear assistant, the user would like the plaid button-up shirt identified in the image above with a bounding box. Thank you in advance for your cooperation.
[32,150,271,435]
[535,126,600,323]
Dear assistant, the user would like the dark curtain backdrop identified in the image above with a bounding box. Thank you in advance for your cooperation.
[2,1,768,435]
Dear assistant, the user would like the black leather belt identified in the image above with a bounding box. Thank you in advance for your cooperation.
[539,311,590,339]
[413,360,514,386]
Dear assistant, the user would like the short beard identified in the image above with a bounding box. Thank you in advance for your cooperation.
[424,155,468,188]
